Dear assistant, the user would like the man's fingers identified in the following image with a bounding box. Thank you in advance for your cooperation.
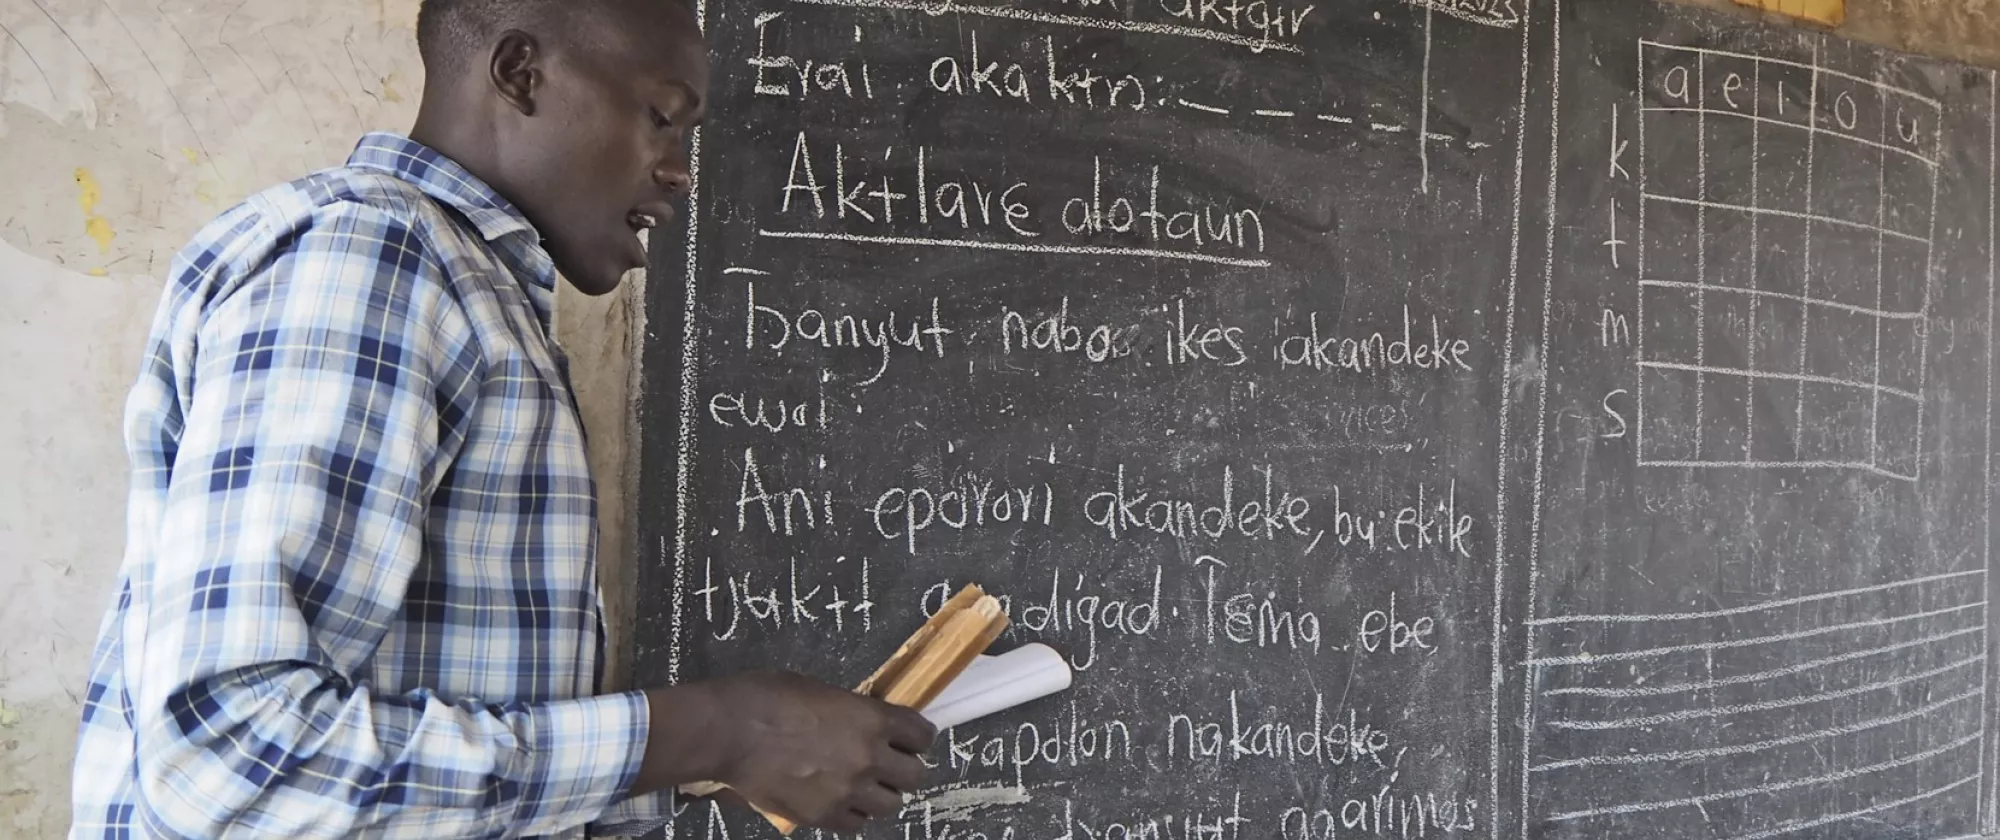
[822,810,867,836]
[851,783,905,818]
[875,744,928,793]
[883,706,938,753]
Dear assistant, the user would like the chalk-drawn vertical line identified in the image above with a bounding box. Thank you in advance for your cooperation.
[1747,61,1762,460]
[1916,88,1941,484]
[1419,0,1435,194]
[1796,44,1821,456]
[668,16,708,837]
[1520,6,1560,837]
[1871,85,1889,467]
[1492,0,1537,836]
[1638,40,1650,462]
[664,0,708,819]
[1984,69,1998,835]
[670,26,706,696]
[1695,53,1708,457]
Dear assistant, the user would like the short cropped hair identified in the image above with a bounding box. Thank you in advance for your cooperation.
[416,0,692,75]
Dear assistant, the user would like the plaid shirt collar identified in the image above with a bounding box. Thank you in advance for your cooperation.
[345,132,561,301]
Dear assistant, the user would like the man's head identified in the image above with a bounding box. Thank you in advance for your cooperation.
[413,0,708,295]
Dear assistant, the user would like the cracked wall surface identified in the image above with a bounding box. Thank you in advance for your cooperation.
[0,1,644,833]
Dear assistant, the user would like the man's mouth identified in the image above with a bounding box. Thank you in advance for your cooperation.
[627,202,675,234]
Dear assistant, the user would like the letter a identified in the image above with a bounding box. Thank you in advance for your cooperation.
[783,131,826,216]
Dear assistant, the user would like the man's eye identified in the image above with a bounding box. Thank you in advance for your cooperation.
[650,107,672,130]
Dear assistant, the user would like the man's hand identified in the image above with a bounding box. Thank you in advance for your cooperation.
[634,671,937,834]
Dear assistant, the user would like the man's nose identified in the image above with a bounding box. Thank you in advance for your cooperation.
[653,156,692,196]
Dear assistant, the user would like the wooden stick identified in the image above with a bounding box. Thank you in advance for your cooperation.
[879,597,1009,710]
[858,585,989,696]
[684,585,1009,836]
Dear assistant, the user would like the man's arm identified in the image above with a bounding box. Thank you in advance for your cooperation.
[131,200,936,839]
[128,202,655,838]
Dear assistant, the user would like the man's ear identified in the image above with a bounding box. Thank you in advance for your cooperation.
[490,30,541,116]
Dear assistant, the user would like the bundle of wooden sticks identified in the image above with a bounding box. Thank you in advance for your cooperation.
[681,584,1010,835]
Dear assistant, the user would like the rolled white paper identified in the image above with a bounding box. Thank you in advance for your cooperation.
[919,643,1073,730]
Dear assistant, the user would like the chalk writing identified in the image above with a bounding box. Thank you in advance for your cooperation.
[1273,307,1475,374]
[1082,464,1313,543]
[872,476,1057,554]
[744,282,954,384]
[1166,691,1396,767]
[693,555,875,638]
[751,13,875,99]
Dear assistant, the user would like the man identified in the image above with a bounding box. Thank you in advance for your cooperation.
[69,0,934,836]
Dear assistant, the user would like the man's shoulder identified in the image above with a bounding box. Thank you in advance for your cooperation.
[182,162,486,280]
[169,163,481,304]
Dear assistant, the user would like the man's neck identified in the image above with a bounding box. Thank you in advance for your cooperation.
[409,97,510,201]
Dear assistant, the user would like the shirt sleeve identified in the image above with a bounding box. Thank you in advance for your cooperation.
[589,790,679,837]
[127,201,647,839]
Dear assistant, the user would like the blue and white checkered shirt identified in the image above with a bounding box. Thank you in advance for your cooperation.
[71,133,673,839]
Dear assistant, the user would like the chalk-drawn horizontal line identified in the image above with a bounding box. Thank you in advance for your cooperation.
[1400,0,1520,28]
[723,267,771,275]
[1641,192,1930,244]
[1533,688,1982,771]
[1530,568,1981,626]
[787,0,1304,53]
[1639,360,1921,402]
[1546,654,1982,730]
[1524,600,1985,666]
[1316,114,1354,124]
[1371,122,1407,133]
[1723,774,1977,840]
[1639,40,1944,109]
[1638,459,1918,482]
[1179,98,1230,115]
[1642,106,1938,167]
[755,229,1273,267]
[1549,732,1981,822]
[1253,108,1295,117]
[1543,624,1985,697]
[1639,279,1926,322]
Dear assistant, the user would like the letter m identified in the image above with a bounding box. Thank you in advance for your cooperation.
[1601,308,1631,348]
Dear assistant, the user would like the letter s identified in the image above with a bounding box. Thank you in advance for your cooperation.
[1601,389,1629,439]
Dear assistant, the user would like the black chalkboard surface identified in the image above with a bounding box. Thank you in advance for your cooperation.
[632,1,2000,838]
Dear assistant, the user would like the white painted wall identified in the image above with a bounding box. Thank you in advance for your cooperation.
[0,4,646,832]
[0,2,426,833]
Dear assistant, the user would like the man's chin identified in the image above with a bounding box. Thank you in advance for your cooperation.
[565,269,627,297]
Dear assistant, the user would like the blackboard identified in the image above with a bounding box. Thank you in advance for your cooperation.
[631,1,2000,838]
